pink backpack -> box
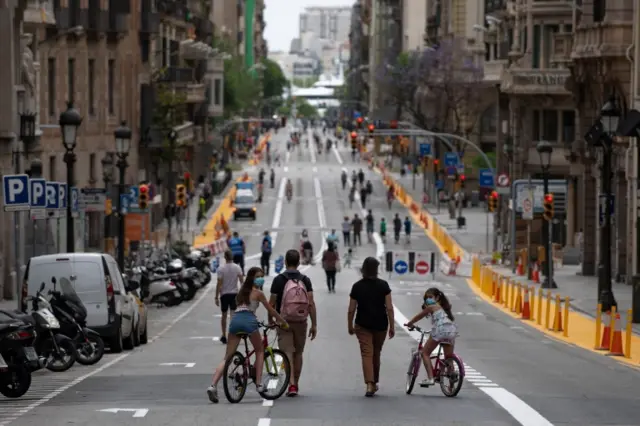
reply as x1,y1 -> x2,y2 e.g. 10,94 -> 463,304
281,278 -> 310,322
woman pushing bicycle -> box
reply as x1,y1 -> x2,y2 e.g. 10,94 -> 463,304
207,267 -> 288,403
404,287 -> 457,387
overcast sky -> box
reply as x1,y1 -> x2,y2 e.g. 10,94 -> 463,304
264,0 -> 353,52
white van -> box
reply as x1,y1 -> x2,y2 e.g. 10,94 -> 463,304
22,253 -> 137,353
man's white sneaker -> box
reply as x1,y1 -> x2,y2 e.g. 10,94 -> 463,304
207,385 -> 219,403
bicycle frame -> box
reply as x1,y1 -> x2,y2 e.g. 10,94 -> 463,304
238,326 -> 280,376
411,329 -> 465,379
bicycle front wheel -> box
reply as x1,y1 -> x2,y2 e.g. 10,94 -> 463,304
439,355 -> 464,397
258,348 -> 291,400
405,354 -> 419,395
223,352 -> 248,403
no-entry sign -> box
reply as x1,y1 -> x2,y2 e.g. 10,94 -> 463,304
416,260 -> 430,275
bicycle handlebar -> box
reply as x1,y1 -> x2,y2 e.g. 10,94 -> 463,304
258,321 -> 287,330
405,324 -> 430,335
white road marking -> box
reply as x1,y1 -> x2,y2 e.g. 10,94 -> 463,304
372,236 -> 554,426
257,419 -> 271,426
267,379 -> 278,389
284,166 -> 289,172
300,177 -> 328,273
313,166 -> 317,172
308,129 -> 317,164
97,408 -> 149,418
285,151 -> 290,164
262,399 -> 274,407
189,336 -> 220,341
332,145 -> 344,165
0,282 -> 216,426
159,362 -> 195,368
245,177 -> 287,261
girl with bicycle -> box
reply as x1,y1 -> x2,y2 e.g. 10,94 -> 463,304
405,287 -> 457,387
207,267 -> 288,403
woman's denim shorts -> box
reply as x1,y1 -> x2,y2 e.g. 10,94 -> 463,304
228,311 -> 259,335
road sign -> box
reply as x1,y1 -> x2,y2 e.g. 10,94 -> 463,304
513,180 -> 568,213
3,174 -> 30,212
58,183 -> 67,218
394,260 -> 408,274
496,173 -> 510,195
415,260 -> 430,275
444,152 -> 459,167
435,179 -> 444,190
479,169 -> 494,188
419,138 -> 431,156
29,178 -> 46,219
45,182 -> 59,217
71,187 -> 80,218
127,185 -> 147,213
120,194 -> 130,214
80,188 -> 107,212
210,256 -> 220,273
445,166 -> 457,176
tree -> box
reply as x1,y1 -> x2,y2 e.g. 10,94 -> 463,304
262,58 -> 288,101
378,39 -> 485,150
152,68 -> 188,164
223,56 -> 261,118
277,97 -> 318,118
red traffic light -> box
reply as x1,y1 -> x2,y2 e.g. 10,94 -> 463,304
490,191 -> 498,199
433,159 -> 439,165
545,194 -> 553,202
368,124 -> 375,131
356,117 -> 363,124
350,131 -> 357,138
184,172 -> 190,180
139,185 -> 148,194
390,120 -> 398,129
459,174 -> 465,181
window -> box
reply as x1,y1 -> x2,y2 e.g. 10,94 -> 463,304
89,153 -> 96,182
562,110 -> 575,143
49,155 -> 57,181
88,59 -> 95,116
108,59 -> 115,115
542,110 -> 559,141
593,0 -> 605,22
47,58 -> 56,117
300,15 -> 307,32
532,25 -> 540,68
214,78 -> 222,105
542,25 -> 559,68
67,58 -> 75,102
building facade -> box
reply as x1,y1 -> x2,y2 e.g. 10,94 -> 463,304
299,6 -> 352,43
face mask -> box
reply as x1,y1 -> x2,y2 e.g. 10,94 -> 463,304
424,297 -> 436,306
254,277 -> 265,289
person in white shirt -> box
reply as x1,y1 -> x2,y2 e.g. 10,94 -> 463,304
215,250 -> 244,344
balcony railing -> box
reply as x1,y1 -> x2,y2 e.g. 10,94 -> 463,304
107,12 -> 128,34
186,83 -> 206,103
551,32 -> 572,65
501,67 -> 570,95
140,11 -> 160,33
483,60 -> 507,82
157,67 -> 195,84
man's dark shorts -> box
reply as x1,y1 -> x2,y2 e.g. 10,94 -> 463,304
220,293 -> 237,313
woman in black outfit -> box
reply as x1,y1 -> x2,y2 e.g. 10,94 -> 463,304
347,257 -> 395,397
321,242 -> 340,293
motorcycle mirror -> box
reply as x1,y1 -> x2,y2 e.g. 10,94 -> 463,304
39,282 -> 45,292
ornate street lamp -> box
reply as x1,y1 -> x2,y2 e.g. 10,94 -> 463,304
536,140 -> 555,288
114,121 -> 132,270
59,102 -> 83,253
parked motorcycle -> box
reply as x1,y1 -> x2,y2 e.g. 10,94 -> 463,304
48,277 -> 105,366
133,266 -> 183,307
0,313 -> 45,397
1,282 -> 76,372
184,249 -> 212,286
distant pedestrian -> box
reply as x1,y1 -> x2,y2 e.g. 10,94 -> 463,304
348,257 -> 395,397
322,242 -> 340,293
352,214 -> 363,246
261,231 -> 272,275
342,216 -> 352,246
215,250 -> 244,345
228,231 -> 245,274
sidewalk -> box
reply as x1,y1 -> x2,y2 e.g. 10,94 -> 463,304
383,169 -> 640,334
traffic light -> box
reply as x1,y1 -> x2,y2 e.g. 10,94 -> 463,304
543,193 -> 554,221
368,124 -> 375,136
356,117 -> 363,129
488,191 -> 498,212
433,158 -> 439,173
350,131 -> 358,147
390,120 -> 398,129
184,172 -> 191,191
138,184 -> 149,209
176,184 -> 186,208
459,174 -> 466,189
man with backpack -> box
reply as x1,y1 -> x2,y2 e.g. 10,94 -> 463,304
269,249 -> 317,397
260,230 -> 272,275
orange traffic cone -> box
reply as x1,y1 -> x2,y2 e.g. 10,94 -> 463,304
597,311 -> 612,350
521,287 -> 531,320
517,257 -> 524,276
608,312 -> 624,356
532,263 -> 540,283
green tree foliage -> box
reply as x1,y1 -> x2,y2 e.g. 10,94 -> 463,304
152,68 -> 187,163
262,58 -> 288,101
291,77 -> 318,88
277,97 -> 318,118
223,56 -> 261,118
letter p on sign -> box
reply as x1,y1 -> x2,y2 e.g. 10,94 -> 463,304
2,174 -> 30,212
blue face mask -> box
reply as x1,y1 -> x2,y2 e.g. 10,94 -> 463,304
254,277 -> 265,289
424,297 -> 436,306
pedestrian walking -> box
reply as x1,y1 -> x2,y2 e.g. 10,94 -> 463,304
360,186 -> 368,209
261,231 -> 272,275
342,216 -> 352,246
347,257 -> 395,397
269,250 -> 318,397
228,231 -> 245,274
322,242 -> 340,293
214,250 -> 244,345
352,214 -> 363,246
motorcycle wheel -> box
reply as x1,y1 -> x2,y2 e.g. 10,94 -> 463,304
43,336 -> 77,372
0,366 -> 32,398
164,292 -> 182,307
183,280 -> 197,301
203,270 -> 212,285
75,333 -> 105,366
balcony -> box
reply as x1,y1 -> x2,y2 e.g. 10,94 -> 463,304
156,0 -> 189,20
483,60 -> 507,83
186,83 -> 206,103
140,11 -> 160,33
501,67 -> 570,95
87,6 -> 108,35
551,32 -> 572,66
530,0 -> 573,15
107,12 -> 128,38
484,0 -> 506,14
572,22 -> 633,60
157,67 -> 195,84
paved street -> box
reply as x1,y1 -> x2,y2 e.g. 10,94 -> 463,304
3,128 -> 640,426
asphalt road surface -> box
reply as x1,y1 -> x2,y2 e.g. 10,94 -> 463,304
4,127 -> 640,426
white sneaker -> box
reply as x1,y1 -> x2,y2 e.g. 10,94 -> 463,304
419,378 -> 435,387
207,385 -> 219,403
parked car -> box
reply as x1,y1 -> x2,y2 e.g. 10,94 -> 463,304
122,274 -> 148,345
22,253 -> 138,353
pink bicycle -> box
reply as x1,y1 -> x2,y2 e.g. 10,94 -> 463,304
405,325 -> 465,397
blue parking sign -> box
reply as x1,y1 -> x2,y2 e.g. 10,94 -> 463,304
419,143 -> 431,156
3,174 -> 30,211
71,187 -> 80,216
479,169 -> 494,188
444,152 -> 459,167
30,179 -> 46,208
58,183 -> 68,210
46,182 -> 59,209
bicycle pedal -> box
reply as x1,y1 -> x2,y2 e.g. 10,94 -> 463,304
419,383 -> 430,388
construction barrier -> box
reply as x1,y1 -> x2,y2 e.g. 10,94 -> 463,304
439,252 -> 458,276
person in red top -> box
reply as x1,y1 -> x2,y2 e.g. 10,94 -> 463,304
321,242 -> 340,293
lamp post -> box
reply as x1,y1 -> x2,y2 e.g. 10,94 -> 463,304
536,140 -> 556,289
597,94 -> 620,312
502,142 -> 513,260
59,102 -> 83,253
101,154 -> 114,252
114,121 -> 132,271
167,130 -> 178,247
